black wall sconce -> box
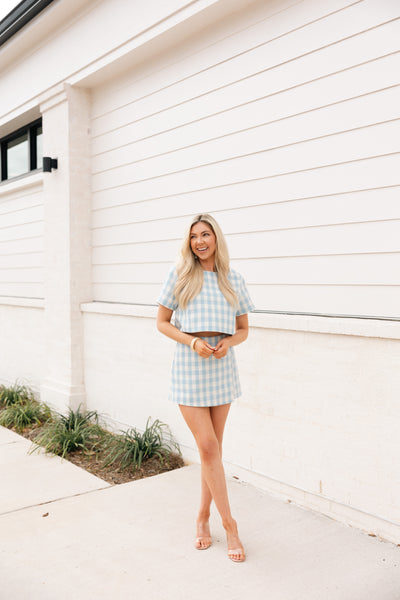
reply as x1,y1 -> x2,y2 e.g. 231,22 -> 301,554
43,156 -> 58,172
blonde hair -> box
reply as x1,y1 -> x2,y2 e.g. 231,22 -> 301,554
174,213 -> 238,309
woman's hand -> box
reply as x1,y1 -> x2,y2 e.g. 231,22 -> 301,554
213,338 -> 231,359
194,339 -> 216,358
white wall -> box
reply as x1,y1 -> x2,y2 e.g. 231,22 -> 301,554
90,0 -> 400,318
0,177 -> 44,299
0,302 -> 45,391
0,176 -> 45,391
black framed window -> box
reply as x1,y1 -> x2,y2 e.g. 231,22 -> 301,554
0,119 -> 42,182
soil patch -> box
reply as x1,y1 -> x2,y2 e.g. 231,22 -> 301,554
13,423 -> 185,485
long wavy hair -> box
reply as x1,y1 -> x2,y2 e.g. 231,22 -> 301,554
174,213 -> 238,309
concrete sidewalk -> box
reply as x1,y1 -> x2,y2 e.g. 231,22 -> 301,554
0,426 -> 399,600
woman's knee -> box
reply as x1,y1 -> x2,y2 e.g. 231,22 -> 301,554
197,435 -> 220,463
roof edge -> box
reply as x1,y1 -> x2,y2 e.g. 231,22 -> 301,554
0,0 -> 54,48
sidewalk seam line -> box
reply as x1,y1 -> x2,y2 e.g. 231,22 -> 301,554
0,483 -> 113,517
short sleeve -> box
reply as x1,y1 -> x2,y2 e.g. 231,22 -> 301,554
236,274 -> 255,316
157,267 -> 178,311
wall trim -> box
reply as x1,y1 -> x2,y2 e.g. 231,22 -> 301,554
0,297 -> 44,308
81,302 -> 157,319
249,311 -> 400,340
80,301 -> 400,340
0,171 -> 43,196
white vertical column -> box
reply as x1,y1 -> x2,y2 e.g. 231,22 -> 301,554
39,83 -> 91,412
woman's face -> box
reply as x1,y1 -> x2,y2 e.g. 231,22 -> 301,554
190,221 -> 216,265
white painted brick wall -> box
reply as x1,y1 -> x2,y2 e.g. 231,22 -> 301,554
0,305 -> 45,392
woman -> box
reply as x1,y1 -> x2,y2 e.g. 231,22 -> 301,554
156,214 -> 254,563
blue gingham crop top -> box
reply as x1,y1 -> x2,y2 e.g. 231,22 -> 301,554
157,267 -> 255,335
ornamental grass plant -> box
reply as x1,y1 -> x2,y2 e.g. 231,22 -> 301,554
30,406 -> 107,459
0,399 -> 51,432
0,382 -> 35,407
102,417 -> 181,472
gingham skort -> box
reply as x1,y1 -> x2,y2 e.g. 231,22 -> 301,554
169,335 -> 241,407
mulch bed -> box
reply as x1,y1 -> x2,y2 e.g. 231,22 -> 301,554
11,423 -> 185,486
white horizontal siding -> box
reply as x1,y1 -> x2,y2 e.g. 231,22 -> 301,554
91,160 -> 400,228
247,285 -> 400,317
92,213 -> 399,257
93,252 -> 399,285
93,186 -> 400,232
90,0 -> 400,318
0,182 -> 44,299
92,84 -> 400,175
91,0 -> 399,128
92,118 -> 400,193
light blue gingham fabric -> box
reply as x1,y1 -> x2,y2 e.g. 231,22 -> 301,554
169,335 -> 241,406
157,267 -> 254,335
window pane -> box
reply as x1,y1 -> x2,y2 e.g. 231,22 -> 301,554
7,133 -> 29,178
36,125 -> 43,168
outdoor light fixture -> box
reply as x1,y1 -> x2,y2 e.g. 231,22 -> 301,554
42,156 -> 58,172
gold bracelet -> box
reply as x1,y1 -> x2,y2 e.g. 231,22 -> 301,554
190,337 -> 200,351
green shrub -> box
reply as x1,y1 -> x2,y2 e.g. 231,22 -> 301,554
0,382 -> 35,407
102,417 -> 181,472
0,399 -> 51,432
30,406 -> 106,459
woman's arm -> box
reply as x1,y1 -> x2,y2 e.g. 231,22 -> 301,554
157,304 -> 195,346
156,305 -> 215,357
213,313 -> 249,359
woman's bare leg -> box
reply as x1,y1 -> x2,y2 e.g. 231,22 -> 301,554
196,404 -> 230,548
179,404 -> 245,561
